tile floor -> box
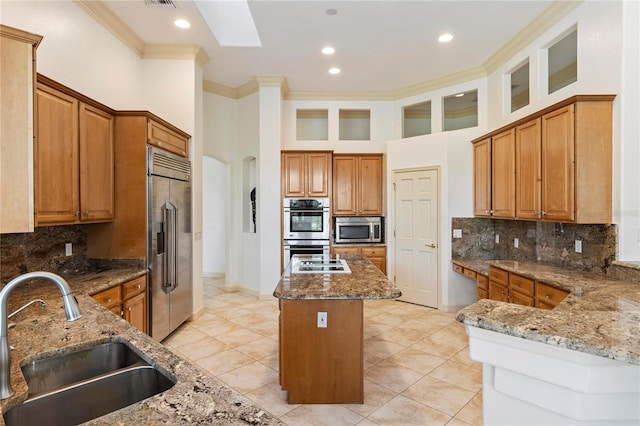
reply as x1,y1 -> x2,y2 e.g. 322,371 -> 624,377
163,278 -> 483,425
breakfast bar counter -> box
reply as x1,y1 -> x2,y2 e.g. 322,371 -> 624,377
274,254 -> 400,404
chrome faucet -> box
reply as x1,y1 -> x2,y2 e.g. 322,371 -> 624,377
0,272 -> 81,399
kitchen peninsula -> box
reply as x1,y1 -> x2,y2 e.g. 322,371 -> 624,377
273,254 -> 400,404
455,260 -> 640,425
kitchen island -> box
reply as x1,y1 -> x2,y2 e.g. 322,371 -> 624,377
455,260 -> 640,425
273,254 -> 400,404
0,268 -> 279,426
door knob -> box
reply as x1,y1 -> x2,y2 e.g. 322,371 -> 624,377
425,243 -> 437,248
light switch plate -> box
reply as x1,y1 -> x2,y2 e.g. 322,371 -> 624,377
453,229 -> 462,238
575,240 -> 582,253
514,238 -> 519,248
65,243 -> 72,257
495,234 -> 500,244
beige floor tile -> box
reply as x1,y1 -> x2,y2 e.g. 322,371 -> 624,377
367,395 -> 450,426
235,336 -> 278,360
195,348 -> 254,376
446,418 -> 473,426
364,320 -> 394,337
386,347 -> 446,375
370,311 -> 407,327
455,392 -> 483,426
375,326 -> 427,347
248,319 -> 280,339
365,359 -> 424,393
363,336 -> 406,358
162,324 -> 209,347
402,375 -> 475,416
176,336 -> 230,361
281,404 -> 364,425
245,380 -> 299,418
230,312 -> 273,328
191,314 -> 243,337
428,360 -> 483,392
410,328 -> 469,359
258,353 -> 279,371
343,380 -> 396,417
422,311 -> 457,327
356,419 -> 381,426
218,361 -> 279,394
450,346 -> 480,368
215,328 -> 264,348
363,352 -> 384,370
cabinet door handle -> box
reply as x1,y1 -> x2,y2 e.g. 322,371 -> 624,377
135,284 -> 141,289
425,243 -> 437,248
75,211 -> 80,217
105,298 -> 112,303
84,211 -> 89,216
127,307 -> 132,312
541,211 -> 546,216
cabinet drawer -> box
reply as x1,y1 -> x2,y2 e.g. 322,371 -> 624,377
477,274 -> 489,290
332,247 -> 360,255
122,275 -> 146,300
489,267 -> 508,285
509,273 -> 534,296
453,263 -> 464,274
148,120 -> 188,157
510,291 -> 534,307
488,281 -> 508,302
463,268 -> 477,280
536,282 -> 569,307
361,247 -> 385,257
477,288 -> 488,300
92,286 -> 121,309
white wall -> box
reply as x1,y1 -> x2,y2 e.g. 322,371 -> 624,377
0,1 -> 142,109
1,0 -> 205,314
202,156 -> 228,276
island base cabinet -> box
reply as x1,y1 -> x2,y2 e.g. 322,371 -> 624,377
279,299 -> 363,404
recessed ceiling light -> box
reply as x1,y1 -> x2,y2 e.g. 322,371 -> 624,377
326,8 -> 338,16
322,46 -> 335,55
438,33 -> 453,43
454,93 -> 465,97
174,19 -> 191,29
329,67 -> 341,75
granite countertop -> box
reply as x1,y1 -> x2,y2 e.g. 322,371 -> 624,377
0,268 -> 280,425
454,259 -> 640,366
274,254 -> 401,300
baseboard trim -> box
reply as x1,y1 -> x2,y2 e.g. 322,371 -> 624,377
203,271 -> 225,278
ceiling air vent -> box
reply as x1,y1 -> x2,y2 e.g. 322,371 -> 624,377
144,0 -> 176,8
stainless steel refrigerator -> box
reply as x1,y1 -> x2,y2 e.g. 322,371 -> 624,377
147,147 -> 192,341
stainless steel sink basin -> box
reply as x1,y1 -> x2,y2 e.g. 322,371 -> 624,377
21,342 -> 146,396
3,342 -> 175,426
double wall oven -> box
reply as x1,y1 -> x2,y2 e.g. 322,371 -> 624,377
283,198 -> 330,262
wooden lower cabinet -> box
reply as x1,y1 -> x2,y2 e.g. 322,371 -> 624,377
535,282 -> 569,309
279,299 -> 363,404
488,281 -> 509,302
477,274 -> 489,300
332,245 -> 386,274
92,274 -> 147,333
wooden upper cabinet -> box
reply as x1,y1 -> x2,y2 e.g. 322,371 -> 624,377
35,84 -> 80,225
1,25 -> 41,234
333,154 -> 383,216
491,129 -> 516,218
147,120 -> 188,158
282,151 -> 332,198
515,119 -> 542,219
35,78 -> 114,226
79,103 -> 114,222
472,95 -> 614,224
473,138 -> 491,217
541,105 -> 575,222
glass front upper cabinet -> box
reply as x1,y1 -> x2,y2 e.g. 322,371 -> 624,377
443,90 -> 478,131
402,101 -> 432,138
548,29 -> 577,94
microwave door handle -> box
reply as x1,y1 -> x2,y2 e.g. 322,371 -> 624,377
370,223 -> 374,240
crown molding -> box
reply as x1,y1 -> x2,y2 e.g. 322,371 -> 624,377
483,0 -> 583,74
203,79 -> 258,99
142,44 -> 210,66
0,24 -> 43,47
73,0 -> 144,56
285,90 -> 396,101
392,66 -> 487,100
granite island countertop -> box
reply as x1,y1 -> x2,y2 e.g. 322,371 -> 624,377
0,268 -> 280,425
454,259 -> 640,366
274,254 -> 401,300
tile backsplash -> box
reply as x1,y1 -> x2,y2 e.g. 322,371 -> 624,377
451,218 -> 617,273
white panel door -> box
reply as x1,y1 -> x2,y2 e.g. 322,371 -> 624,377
394,168 -> 439,307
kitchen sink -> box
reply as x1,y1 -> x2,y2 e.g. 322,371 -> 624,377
3,342 -> 175,426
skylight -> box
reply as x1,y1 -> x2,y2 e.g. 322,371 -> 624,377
194,0 -> 261,47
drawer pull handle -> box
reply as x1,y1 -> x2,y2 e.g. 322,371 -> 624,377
105,298 -> 111,303
545,294 -> 551,299
135,284 -> 141,289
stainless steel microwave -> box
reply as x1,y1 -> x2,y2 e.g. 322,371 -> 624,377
334,217 -> 383,243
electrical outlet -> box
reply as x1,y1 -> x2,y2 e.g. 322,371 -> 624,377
65,243 -> 72,257
317,312 -> 327,328
514,238 -> 519,248
575,240 -> 583,253
495,234 -> 500,244
453,229 -> 462,238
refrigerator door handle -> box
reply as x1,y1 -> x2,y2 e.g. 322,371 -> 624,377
163,202 -> 178,293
